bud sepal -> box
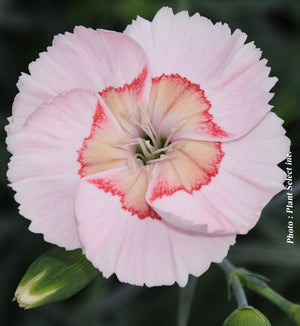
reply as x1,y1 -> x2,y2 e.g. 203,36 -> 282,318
14,246 -> 99,309
223,306 -> 271,326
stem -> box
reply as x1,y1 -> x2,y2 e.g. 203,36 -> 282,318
242,277 -> 295,316
218,259 -> 300,325
219,258 -> 235,274
219,259 -> 248,308
177,276 -> 198,326
231,276 -> 248,308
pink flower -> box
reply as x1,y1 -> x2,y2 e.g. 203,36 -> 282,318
6,7 -> 290,287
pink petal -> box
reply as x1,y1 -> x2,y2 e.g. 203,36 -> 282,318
147,140 -> 224,208
148,74 -> 228,141
84,166 -> 159,220
146,112 -> 290,235
75,170 -> 235,286
125,7 -> 277,140
11,176 -> 80,249
7,27 -> 149,135
7,89 -> 130,249
99,66 -> 150,137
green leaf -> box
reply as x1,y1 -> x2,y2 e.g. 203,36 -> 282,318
14,246 -> 99,309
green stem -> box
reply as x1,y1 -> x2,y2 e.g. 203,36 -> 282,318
219,258 -> 235,273
218,259 -> 300,325
220,259 -> 248,308
231,276 -> 248,308
241,275 -> 296,321
177,276 -> 198,326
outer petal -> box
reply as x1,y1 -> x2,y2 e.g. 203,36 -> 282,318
75,170 -> 235,287
11,176 -> 80,249
146,112 -> 290,235
7,27 -> 150,135
7,89 -> 130,249
125,7 -> 277,140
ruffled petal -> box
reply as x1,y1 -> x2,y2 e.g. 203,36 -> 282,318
146,112 -> 290,235
75,170 -> 235,286
7,27 -> 150,135
147,74 -> 228,142
125,7 -> 277,140
81,166 -> 159,220
7,89 -> 131,249
11,176 -> 80,249
99,66 -> 150,137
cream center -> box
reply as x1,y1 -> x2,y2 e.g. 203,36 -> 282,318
120,107 -> 184,166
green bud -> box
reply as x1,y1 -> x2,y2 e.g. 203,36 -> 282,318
14,246 -> 99,309
223,307 -> 271,326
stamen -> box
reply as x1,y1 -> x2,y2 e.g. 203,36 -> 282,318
148,122 -> 158,139
151,141 -> 185,156
145,124 -> 159,147
167,142 -> 185,152
119,108 -> 180,166
140,107 -> 159,148
137,138 -> 152,160
152,147 -> 168,155
127,139 -> 140,147
122,109 -> 159,148
147,154 -> 178,165
144,140 -> 156,153
135,153 -> 146,161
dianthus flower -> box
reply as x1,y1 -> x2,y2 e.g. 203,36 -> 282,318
6,7 -> 290,286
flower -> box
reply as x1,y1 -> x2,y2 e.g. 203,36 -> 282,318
6,7 -> 290,287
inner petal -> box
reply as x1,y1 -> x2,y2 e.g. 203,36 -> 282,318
100,66 -> 150,137
148,74 -> 229,142
78,99 -> 132,177
147,139 -> 224,204
86,166 -> 160,220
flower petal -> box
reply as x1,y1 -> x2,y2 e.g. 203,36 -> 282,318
125,7 -> 277,140
146,112 -> 290,235
7,88 -> 130,249
11,176 -> 80,249
148,74 -> 228,141
83,166 -> 159,220
99,66 -> 150,137
7,27 -> 149,135
75,170 -> 235,286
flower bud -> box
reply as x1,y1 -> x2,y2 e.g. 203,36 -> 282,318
223,306 -> 271,326
14,246 -> 98,309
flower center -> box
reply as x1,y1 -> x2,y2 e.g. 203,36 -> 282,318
78,73 -> 227,179
120,107 -> 184,166
134,133 -> 168,165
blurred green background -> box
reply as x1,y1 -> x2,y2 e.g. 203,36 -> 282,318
1,0 -> 299,325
